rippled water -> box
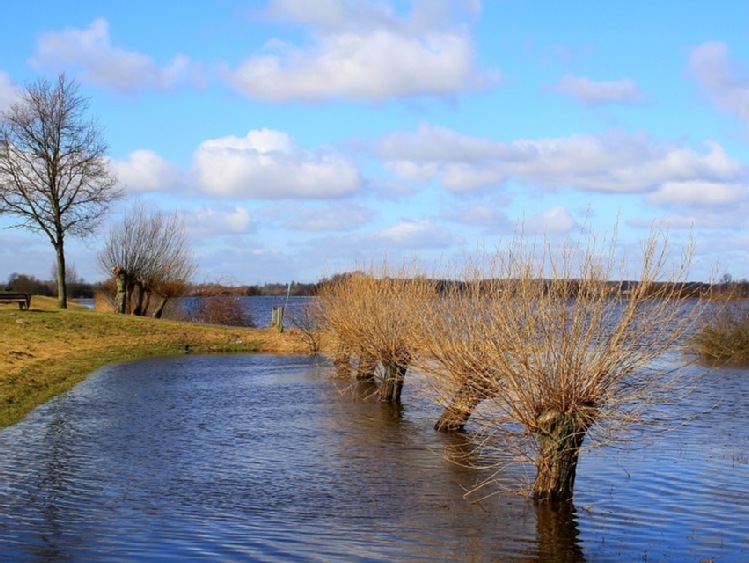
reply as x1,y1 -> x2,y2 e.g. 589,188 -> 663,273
1,354 -> 748,561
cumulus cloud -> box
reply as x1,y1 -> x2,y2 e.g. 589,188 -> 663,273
194,128 -> 362,199
260,201 -> 374,230
262,0 -> 482,34
689,41 -> 749,130
441,202 -> 577,237
30,18 -> 195,93
374,124 -> 747,194
553,74 -> 643,105
440,199 -> 512,230
186,205 -> 254,235
372,219 -> 458,248
646,181 -> 748,207
112,150 -> 182,193
225,0 -> 494,101
525,206 -> 578,234
0,70 -> 19,111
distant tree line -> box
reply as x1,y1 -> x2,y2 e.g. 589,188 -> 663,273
3,270 -> 96,299
4,272 -> 739,302
193,281 -> 319,297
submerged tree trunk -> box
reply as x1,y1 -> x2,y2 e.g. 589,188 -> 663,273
532,409 -> 594,501
379,358 -> 408,403
435,380 -> 489,432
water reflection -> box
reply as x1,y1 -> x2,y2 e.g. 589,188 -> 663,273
0,354 -> 747,561
533,503 -> 584,563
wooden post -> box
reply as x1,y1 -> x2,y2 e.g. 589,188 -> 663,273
271,306 -> 285,332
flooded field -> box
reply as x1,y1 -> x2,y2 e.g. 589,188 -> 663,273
0,354 -> 747,561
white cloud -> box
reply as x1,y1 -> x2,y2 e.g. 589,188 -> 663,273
440,199 -> 512,229
224,30 -> 491,101
262,0 -> 482,34
187,205 -> 254,236
112,150 -> 182,193
441,203 -> 507,227
30,18 -> 194,93
0,70 -> 19,111
525,206 -> 578,234
689,41 -> 749,130
629,210 -> 747,230
646,181 -> 748,206
225,0 -> 493,101
260,201 -> 374,230
194,128 -> 362,199
375,124 -> 747,194
372,219 -> 458,248
553,74 -> 643,105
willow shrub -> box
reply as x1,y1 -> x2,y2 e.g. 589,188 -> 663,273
687,301 -> 749,364
316,262 -> 434,402
414,227 -> 705,501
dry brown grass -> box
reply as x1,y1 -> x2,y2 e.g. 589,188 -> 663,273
0,295 -> 329,427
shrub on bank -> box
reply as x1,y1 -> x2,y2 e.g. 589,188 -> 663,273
688,301 -> 749,364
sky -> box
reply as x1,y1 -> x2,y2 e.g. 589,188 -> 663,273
1,0 -> 748,286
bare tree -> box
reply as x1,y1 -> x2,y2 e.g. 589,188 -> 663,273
415,227 -> 705,501
98,202 -> 195,316
0,73 -> 120,308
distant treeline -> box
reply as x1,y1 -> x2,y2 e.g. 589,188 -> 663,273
6,271 -> 749,300
185,276 -> 743,299
3,272 -> 95,299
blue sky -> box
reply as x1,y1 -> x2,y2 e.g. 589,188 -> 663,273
1,0 -> 748,285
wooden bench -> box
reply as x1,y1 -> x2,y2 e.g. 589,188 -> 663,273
0,292 -> 31,309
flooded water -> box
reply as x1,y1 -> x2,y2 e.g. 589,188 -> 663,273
175,295 -> 313,328
1,354 -> 748,561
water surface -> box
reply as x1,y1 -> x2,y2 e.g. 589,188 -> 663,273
0,354 -> 747,561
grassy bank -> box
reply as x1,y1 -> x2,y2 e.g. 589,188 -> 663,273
0,296 -> 325,428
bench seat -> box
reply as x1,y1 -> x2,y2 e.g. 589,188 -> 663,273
0,293 -> 32,310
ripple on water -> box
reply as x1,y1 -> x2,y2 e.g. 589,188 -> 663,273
1,354 -> 748,561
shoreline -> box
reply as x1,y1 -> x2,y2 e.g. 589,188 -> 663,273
0,296 -> 327,428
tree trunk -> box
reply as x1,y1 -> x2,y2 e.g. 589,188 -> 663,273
132,281 -> 147,316
126,283 -> 135,314
434,381 -> 487,432
112,266 -> 128,314
379,359 -> 407,403
141,287 -> 152,315
54,242 -> 67,309
152,296 -> 169,319
532,410 -> 591,501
